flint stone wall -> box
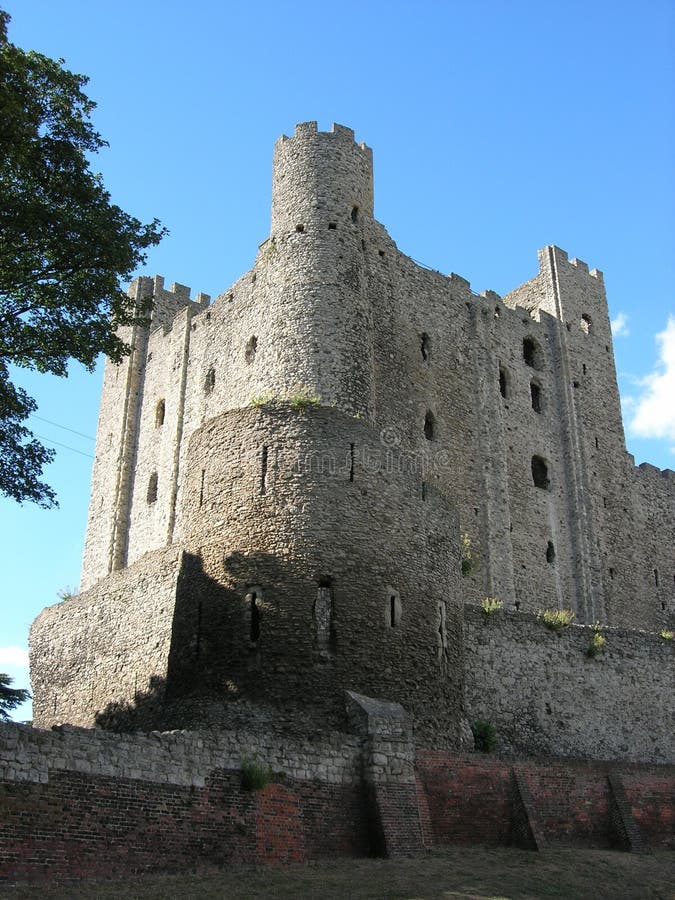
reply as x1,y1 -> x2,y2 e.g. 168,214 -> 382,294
464,604 -> 675,763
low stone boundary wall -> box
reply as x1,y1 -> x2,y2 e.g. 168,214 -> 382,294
0,721 -> 362,787
1,716 -> 674,883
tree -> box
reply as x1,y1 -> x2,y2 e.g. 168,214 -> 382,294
0,672 -> 30,720
0,10 -> 167,506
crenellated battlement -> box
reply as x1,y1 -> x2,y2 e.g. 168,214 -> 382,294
271,121 -> 374,235
636,461 -> 675,482
448,272 -> 471,292
539,246 -> 604,281
276,121 -> 371,154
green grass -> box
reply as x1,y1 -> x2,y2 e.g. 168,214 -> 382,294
5,848 -> 675,899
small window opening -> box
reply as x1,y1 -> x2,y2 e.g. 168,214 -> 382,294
494,306 -> 501,318
351,205 -> 359,223
595,436 -> 599,449
251,272 -> 257,283
499,366 -> 508,399
260,446 -> 268,495
662,601 -> 667,611
523,336 -> 542,370
313,580 -> 335,652
245,334 -> 257,364
609,567 -> 615,580
387,590 -> 401,628
206,310 -> 211,320
573,380 -> 580,389
155,399 -> 165,427
437,601 -> 447,658
249,589 -> 261,643
147,472 -> 158,504
603,496 -> 607,508
295,223 -> 305,233
199,469 -> 206,506
421,332 -> 431,362
378,249 -> 385,257
531,455 -> 550,490
515,601 -> 521,610
421,481 -> 427,502
424,410 -> 435,441
349,443 -> 355,482
328,222 -> 337,230
654,568 -> 659,587
546,541 -> 556,564
580,313 -> 592,334
204,367 -> 216,394
530,381 -> 541,413
582,363 -> 587,375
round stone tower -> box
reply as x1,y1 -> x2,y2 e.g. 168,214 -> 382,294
261,122 -> 376,418
270,121 -> 374,234
162,404 -> 464,746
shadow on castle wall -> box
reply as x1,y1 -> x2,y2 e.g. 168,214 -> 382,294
95,675 -> 168,731
94,550 -> 357,734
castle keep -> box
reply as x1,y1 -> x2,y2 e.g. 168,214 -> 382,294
29,123 -> 674,760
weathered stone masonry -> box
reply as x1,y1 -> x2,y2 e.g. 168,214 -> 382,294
29,123 -> 674,760
1,715 -> 673,883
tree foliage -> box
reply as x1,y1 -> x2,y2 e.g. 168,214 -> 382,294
0,10 -> 166,506
0,672 -> 30,720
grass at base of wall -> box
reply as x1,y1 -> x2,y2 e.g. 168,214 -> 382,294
6,848 -> 674,899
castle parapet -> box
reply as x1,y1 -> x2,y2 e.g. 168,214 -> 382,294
271,121 -> 374,236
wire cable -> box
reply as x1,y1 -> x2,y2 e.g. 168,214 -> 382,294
30,414 -> 94,441
33,433 -> 94,459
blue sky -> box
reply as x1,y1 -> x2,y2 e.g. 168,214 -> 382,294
1,0 -> 674,719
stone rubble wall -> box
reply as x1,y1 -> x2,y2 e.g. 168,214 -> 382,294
463,604 -> 675,763
0,721 -> 363,787
29,547 -> 182,728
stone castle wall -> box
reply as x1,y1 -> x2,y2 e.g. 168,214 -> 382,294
2,719 -> 673,883
31,547 -> 182,728
31,122 -> 674,756
464,605 -> 675,763
77,122 -> 673,632
33,405 -> 466,746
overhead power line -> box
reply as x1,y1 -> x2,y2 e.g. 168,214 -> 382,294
33,433 -> 94,459
30,414 -> 95,441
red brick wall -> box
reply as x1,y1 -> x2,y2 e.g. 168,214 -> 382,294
416,751 -> 514,846
416,751 -> 675,850
2,754 -> 673,883
0,769 -> 369,883
622,770 -> 675,849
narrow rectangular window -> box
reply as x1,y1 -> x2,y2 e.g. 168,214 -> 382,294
260,446 -> 268,494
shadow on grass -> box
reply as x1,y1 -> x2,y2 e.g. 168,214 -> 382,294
5,848 -> 675,900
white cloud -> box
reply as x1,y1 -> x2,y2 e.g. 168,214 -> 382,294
629,316 -> 675,450
611,311 -> 629,337
0,646 -> 29,668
